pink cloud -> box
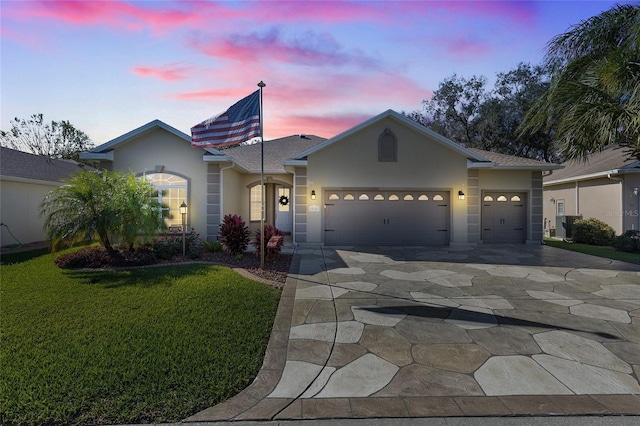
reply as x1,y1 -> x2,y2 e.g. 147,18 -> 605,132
268,113 -> 371,139
189,28 -> 379,69
398,1 -> 537,25
131,63 -> 191,81
433,36 -> 493,59
8,0 -> 220,35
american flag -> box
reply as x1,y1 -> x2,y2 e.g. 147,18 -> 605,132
191,90 -> 260,148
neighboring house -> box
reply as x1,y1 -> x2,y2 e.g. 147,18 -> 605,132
81,110 -> 562,246
0,147 -> 89,246
543,146 -> 640,236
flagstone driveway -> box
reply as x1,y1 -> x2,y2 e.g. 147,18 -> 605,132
186,244 -> 640,422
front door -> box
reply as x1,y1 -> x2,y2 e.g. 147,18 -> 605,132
275,186 -> 292,233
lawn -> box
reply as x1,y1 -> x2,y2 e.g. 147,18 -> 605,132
544,238 -> 640,265
0,249 -> 281,425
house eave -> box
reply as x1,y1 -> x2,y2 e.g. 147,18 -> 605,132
544,168 -> 640,186
0,175 -> 66,186
283,160 -> 308,167
79,151 -> 114,161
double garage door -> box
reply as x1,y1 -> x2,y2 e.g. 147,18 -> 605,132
324,190 -> 449,246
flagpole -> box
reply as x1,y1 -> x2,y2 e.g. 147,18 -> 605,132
258,81 -> 266,270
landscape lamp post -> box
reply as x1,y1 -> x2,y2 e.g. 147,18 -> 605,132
180,201 -> 188,257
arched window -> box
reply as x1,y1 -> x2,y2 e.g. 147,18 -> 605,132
143,173 -> 188,229
378,128 -> 397,162
483,195 -> 494,201
359,194 -> 370,200
249,184 -> 264,221
433,194 -> 444,201
329,193 -> 340,200
404,195 -> 414,201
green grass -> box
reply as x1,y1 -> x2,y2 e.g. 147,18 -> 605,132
544,238 -> 640,265
0,249 -> 281,425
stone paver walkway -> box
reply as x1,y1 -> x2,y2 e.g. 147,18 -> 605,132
186,244 -> 640,422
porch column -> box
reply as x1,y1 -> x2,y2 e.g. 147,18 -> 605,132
531,171 -> 543,242
467,169 -> 479,243
294,167 -> 308,243
206,163 -> 221,241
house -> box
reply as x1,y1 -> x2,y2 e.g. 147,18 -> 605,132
81,110 -> 562,246
543,146 -> 640,236
0,147 -> 90,246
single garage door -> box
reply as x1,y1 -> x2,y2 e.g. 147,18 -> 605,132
324,190 -> 449,246
482,192 -> 527,243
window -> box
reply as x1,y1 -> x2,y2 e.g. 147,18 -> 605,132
497,195 -> 508,202
404,195 -> 414,201
389,194 -> 399,201
378,128 -> 397,162
329,193 -> 339,200
359,194 -> 370,200
143,173 -> 188,229
250,184 -> 263,221
483,195 -> 494,202
418,195 -> 429,201
433,194 -> 444,201
344,194 -> 355,200
510,195 -> 521,202
557,200 -> 565,216
374,194 -> 385,200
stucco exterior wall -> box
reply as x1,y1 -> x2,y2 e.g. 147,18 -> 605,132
305,116 -> 469,244
623,174 -> 640,232
108,128 -> 209,237
0,178 -> 61,246
544,178 -> 628,236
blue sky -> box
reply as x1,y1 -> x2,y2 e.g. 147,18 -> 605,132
0,1 -> 628,145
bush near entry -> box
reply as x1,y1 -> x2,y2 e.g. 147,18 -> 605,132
571,218 -> 615,246
613,230 -> 640,253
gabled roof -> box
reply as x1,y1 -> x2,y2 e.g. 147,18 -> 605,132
223,134 -> 326,173
80,119 -> 224,161
544,145 -> 640,185
291,109 -> 562,170
0,146 -> 89,183
293,109 -> 486,162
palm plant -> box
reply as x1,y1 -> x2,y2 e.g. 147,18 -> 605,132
519,4 -> 640,161
40,169 -> 164,254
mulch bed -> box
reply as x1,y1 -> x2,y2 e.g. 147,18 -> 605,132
53,246 -> 293,285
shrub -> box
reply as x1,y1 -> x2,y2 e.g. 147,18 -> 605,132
571,218 -> 616,246
613,230 -> 640,253
55,246 -> 157,268
154,229 -> 203,259
253,225 -> 284,260
202,240 -> 222,252
219,214 -> 250,256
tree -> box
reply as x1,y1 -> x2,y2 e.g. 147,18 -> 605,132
40,170 -> 164,254
481,63 -> 559,162
519,4 -> 640,161
408,63 -> 558,161
422,74 -> 488,148
1,114 -> 94,161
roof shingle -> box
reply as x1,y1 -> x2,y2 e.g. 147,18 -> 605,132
223,134 -> 326,172
1,147 -> 88,182
544,146 -> 639,182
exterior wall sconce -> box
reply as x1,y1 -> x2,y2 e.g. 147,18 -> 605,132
458,190 -> 465,200
634,188 -> 639,196
180,201 -> 188,256
311,190 -> 316,200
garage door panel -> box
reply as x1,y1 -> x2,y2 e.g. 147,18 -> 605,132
482,192 -> 527,243
324,190 -> 449,246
